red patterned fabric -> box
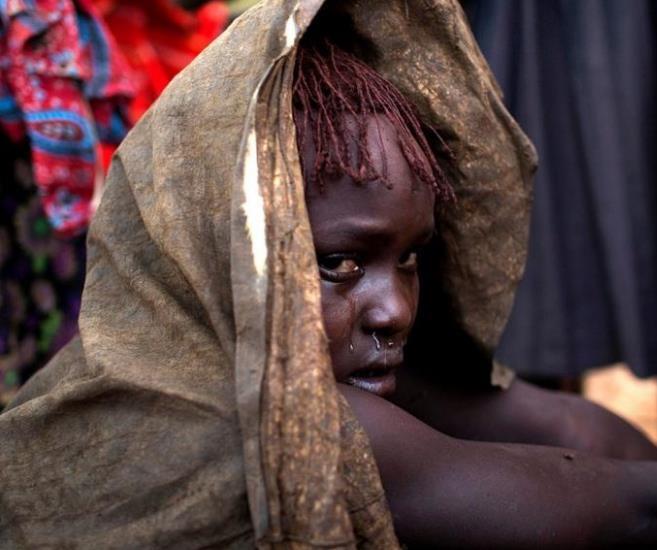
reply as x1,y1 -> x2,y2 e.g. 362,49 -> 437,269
0,0 -> 134,237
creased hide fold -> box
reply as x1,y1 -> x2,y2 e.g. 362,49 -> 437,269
0,0 -> 534,548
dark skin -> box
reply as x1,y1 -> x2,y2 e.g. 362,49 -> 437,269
304,116 -> 434,398
394,369 -> 657,461
305,115 -> 657,546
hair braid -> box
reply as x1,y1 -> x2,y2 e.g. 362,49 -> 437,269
293,39 -> 454,203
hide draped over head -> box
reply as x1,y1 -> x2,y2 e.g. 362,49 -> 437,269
0,0 -> 535,547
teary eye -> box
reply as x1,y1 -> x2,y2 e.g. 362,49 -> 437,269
318,254 -> 363,283
399,251 -> 418,271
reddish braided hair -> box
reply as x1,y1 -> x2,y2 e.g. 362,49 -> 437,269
293,39 -> 454,202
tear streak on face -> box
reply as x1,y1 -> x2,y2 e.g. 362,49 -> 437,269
304,115 -> 436,397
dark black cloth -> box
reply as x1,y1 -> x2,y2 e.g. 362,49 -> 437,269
463,0 -> 657,377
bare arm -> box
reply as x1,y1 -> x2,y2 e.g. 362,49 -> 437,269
341,384 -> 657,547
393,369 -> 657,460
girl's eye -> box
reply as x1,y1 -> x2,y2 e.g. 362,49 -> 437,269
399,251 -> 418,271
318,254 -> 363,282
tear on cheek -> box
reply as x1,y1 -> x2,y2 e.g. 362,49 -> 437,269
319,290 -> 357,350
322,283 -> 358,345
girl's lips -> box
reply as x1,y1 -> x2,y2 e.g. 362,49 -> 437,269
346,363 -> 400,397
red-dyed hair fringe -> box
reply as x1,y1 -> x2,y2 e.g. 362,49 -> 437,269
292,39 -> 454,203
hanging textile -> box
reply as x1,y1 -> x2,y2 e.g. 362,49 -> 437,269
464,0 -> 657,377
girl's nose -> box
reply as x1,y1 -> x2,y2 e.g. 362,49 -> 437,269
360,274 -> 414,337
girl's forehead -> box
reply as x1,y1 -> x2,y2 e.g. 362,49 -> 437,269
305,170 -> 435,221
302,115 -> 427,201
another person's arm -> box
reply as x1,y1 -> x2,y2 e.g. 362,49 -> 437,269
393,369 -> 657,460
341,384 -> 657,547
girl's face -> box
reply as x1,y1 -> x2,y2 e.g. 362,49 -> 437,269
304,116 -> 436,397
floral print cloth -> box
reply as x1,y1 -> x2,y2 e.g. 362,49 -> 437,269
0,0 -> 134,405
1,140 -> 87,405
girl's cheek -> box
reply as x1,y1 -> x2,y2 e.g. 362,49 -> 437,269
320,285 -> 354,345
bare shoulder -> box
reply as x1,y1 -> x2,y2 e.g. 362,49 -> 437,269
338,383 -> 657,547
339,383 -> 446,449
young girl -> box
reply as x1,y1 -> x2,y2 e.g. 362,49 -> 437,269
295,35 -> 657,546
0,0 -> 655,547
